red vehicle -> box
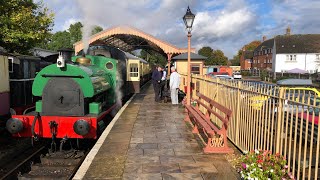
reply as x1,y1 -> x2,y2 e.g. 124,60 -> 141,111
297,109 -> 319,125
296,108 -> 318,144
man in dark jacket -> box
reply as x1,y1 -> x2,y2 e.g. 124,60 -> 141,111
152,66 -> 162,102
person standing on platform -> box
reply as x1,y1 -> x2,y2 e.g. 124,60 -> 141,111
152,65 -> 162,102
169,67 -> 180,105
159,67 -> 167,100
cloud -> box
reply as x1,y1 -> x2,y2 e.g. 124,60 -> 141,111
257,0 -> 320,40
62,18 -> 81,31
42,0 -> 320,58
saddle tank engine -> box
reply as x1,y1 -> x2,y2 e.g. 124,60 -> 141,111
6,49 -> 119,139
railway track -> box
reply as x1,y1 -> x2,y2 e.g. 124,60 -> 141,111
0,144 -> 46,180
0,141 -> 89,180
18,149 -> 87,180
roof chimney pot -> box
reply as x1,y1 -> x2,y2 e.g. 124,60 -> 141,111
263,36 -> 267,41
286,26 -> 291,36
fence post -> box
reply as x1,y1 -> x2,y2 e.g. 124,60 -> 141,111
235,81 -> 242,144
191,74 -> 193,100
215,78 -> 219,100
275,87 -> 285,153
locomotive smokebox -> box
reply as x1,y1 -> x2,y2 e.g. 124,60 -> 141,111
73,119 -> 90,136
58,48 -> 74,63
6,118 -> 23,134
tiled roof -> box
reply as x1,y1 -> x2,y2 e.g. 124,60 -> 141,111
172,52 -> 207,60
254,39 -> 274,52
275,34 -> 320,53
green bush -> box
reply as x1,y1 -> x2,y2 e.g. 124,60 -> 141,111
241,71 -> 252,76
260,70 -> 268,81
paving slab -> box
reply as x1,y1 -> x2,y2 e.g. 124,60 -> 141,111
77,83 -> 241,180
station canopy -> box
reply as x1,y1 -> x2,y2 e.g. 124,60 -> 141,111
74,26 -> 195,58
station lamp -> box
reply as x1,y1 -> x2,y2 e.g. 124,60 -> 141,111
183,6 -> 195,106
183,6 -> 195,34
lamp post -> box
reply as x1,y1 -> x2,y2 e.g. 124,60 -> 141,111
183,6 -> 195,106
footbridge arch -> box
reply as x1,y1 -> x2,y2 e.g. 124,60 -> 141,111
74,26 -> 195,71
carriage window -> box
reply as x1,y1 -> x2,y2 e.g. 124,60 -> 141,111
130,63 -> 139,77
24,61 -> 29,78
30,61 -> 36,78
8,57 -> 13,73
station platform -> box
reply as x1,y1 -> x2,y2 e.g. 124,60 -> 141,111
74,83 -> 240,180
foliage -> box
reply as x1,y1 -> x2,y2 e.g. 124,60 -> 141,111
241,71 -> 252,76
198,46 -> 213,58
47,31 -> 72,51
232,40 -> 261,64
68,22 -> 103,44
0,0 -> 54,53
238,40 -> 261,56
198,46 -> 228,66
230,55 -> 240,66
139,49 -> 167,66
232,150 -> 294,180
212,50 -> 228,65
91,26 -> 103,35
260,70 -> 269,81
69,22 -> 83,45
43,22 -> 103,51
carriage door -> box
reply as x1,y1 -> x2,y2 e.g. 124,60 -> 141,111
127,60 -> 140,93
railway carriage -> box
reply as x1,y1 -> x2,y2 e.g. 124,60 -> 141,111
9,55 -> 42,115
0,47 -> 10,124
126,52 -> 151,93
6,45 -> 151,141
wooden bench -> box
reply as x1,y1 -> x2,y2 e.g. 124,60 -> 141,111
184,92 -> 234,153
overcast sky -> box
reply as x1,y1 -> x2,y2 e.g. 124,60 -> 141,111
41,0 -> 320,58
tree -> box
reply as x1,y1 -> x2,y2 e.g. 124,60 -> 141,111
139,49 -> 166,66
212,50 -> 228,65
238,40 -> 261,56
47,31 -> 72,51
198,46 -> 213,58
198,46 -> 228,65
91,26 -> 103,35
69,23 -> 103,45
69,22 -> 83,45
43,22 -> 103,51
198,46 -> 214,65
232,40 -> 261,64
230,55 -> 240,66
0,0 -> 54,53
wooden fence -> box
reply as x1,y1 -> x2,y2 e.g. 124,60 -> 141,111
180,74 -> 320,180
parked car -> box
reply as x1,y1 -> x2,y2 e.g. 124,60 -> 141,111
233,72 -> 242,79
208,73 -> 234,80
248,79 -> 320,111
274,94 -> 320,113
214,74 -> 234,79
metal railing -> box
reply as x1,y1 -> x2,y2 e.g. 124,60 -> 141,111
180,74 -> 320,180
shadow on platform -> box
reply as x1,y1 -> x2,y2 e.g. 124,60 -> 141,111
81,82 -> 241,180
